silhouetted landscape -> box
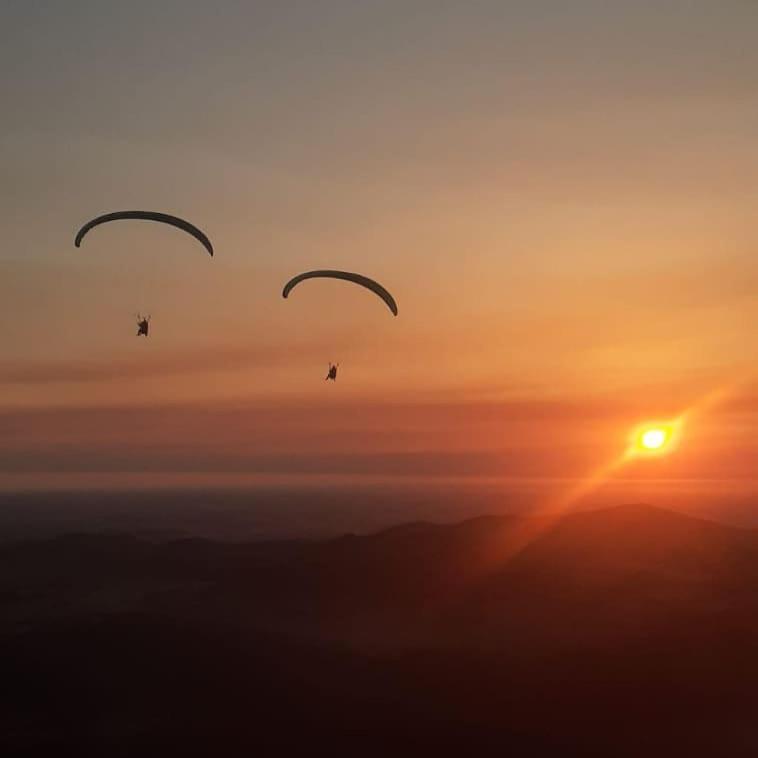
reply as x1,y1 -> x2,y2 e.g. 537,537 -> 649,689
3,502 -> 757,756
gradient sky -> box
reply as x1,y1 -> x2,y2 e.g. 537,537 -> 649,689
1,1 -> 756,496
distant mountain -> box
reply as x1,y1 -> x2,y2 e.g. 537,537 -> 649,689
2,504 -> 757,756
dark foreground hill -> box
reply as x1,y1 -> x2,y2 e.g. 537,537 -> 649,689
2,504 -> 757,756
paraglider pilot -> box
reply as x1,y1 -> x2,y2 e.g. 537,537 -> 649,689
325,362 -> 338,381
136,314 -> 150,337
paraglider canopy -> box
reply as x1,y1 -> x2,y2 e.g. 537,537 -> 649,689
75,211 -> 214,257
282,270 -> 398,316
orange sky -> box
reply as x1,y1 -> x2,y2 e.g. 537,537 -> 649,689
0,2 -> 756,499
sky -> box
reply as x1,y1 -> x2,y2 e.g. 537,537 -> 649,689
0,1 -> 756,500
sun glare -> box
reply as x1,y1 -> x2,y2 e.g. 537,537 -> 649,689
628,420 -> 682,458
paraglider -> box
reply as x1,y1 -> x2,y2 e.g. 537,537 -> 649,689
136,314 -> 150,337
283,270 -> 397,383
282,270 -> 398,316
75,211 -> 213,338
74,211 -> 214,257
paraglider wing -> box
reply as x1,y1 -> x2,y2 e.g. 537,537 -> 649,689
74,211 -> 214,257
282,270 -> 398,316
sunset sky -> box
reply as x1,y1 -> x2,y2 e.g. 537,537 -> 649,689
1,2 -> 755,499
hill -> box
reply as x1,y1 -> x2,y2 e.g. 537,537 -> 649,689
2,504 -> 757,755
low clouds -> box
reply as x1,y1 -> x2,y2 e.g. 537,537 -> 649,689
0,388 -> 754,481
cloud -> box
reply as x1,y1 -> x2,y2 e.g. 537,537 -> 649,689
0,385 -> 754,480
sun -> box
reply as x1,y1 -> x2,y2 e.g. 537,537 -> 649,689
627,420 -> 682,458
641,428 -> 667,450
